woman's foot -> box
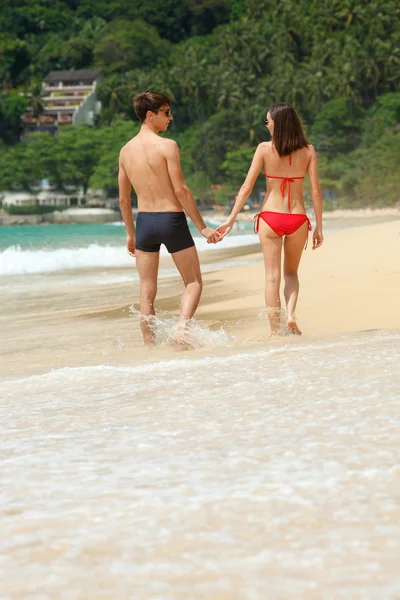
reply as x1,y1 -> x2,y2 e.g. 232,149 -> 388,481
287,319 -> 302,335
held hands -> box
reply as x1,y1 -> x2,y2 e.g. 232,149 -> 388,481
201,226 -> 223,244
216,218 -> 235,239
312,228 -> 323,250
127,234 -> 136,257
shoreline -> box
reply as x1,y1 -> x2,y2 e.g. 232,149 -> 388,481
0,206 -> 399,227
2,219 -> 400,379
231,205 -> 400,223
0,207 -> 121,226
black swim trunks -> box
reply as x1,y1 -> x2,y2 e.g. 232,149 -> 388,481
135,211 -> 195,254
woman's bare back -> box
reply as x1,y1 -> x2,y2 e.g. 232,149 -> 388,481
261,142 -> 312,214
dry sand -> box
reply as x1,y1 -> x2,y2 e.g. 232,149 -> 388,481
195,219 -> 400,337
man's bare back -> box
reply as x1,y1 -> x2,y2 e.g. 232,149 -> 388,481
120,133 -> 182,213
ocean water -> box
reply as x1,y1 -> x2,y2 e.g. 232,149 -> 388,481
1,213 -> 396,277
0,221 -> 257,276
2,331 -> 400,598
1,217 -> 400,598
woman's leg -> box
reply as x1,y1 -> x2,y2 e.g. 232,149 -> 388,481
258,220 -> 283,335
283,222 -> 308,334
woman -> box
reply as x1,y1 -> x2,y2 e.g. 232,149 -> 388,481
217,102 -> 323,335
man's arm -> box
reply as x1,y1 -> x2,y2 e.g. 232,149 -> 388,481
118,152 -> 135,256
164,141 -> 220,242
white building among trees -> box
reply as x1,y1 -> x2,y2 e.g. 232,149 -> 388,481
22,70 -> 102,136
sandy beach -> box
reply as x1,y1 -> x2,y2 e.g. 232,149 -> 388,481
197,217 -> 400,337
2,213 -> 400,599
2,215 -> 399,378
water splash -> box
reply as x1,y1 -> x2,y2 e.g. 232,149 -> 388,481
258,307 -> 303,336
129,306 -> 236,348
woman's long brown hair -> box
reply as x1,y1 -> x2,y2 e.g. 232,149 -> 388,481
269,103 -> 309,157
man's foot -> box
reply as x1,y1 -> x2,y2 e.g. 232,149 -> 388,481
140,315 -> 156,345
268,331 -> 280,340
266,307 -> 281,336
287,320 -> 302,335
172,322 -> 199,349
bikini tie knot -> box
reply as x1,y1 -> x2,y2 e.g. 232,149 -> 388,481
280,177 -> 295,198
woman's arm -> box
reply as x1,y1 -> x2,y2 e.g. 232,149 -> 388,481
217,144 -> 264,236
307,145 -> 324,249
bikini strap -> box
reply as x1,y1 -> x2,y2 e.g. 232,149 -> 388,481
254,213 -> 260,234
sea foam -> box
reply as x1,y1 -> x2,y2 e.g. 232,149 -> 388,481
0,235 -> 258,276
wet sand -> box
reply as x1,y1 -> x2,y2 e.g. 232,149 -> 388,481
2,214 -> 400,599
2,218 -> 399,378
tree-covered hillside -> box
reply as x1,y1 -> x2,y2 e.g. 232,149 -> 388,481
1,0 -> 399,206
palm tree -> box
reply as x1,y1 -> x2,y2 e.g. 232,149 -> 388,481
26,82 -> 44,119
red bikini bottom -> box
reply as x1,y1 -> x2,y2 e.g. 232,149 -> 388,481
254,211 -> 312,237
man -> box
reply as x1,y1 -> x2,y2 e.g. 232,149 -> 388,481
118,90 -> 221,345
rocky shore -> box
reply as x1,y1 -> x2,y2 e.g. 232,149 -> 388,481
0,208 -> 121,226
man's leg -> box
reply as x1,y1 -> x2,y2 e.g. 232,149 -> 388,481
170,246 -> 202,342
283,222 -> 308,334
258,222 -> 283,335
135,250 -> 160,345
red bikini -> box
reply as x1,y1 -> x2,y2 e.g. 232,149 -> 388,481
254,154 -> 311,241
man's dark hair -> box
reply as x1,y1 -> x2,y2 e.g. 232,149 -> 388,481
268,103 -> 309,157
133,90 -> 171,123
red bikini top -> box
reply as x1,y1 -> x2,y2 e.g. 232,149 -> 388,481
264,154 -> 304,212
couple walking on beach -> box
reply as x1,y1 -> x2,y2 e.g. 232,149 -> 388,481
118,91 -> 323,345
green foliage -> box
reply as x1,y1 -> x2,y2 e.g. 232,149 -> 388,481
354,129 -> 400,205
213,182 -> 237,206
0,35 -> 30,86
310,98 -> 366,157
0,92 -> 28,144
93,19 -> 171,73
318,128 -> 400,208
74,0 -> 230,42
0,126 -> 103,194
361,93 -> 400,146
0,0 -> 399,207
222,147 -> 259,185
57,126 -> 102,193
0,137 -> 43,191
90,120 -> 140,194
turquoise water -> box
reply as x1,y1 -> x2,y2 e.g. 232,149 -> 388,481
2,214 -> 398,252
0,223 -> 128,250
2,216 -> 397,277
0,220 -> 254,251
0,221 -> 258,276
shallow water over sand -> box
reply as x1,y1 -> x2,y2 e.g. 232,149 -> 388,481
2,331 -> 400,599
1,219 -> 400,598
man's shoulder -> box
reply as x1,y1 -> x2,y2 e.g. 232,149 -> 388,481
160,137 -> 179,150
158,137 -> 179,158
119,136 -> 137,155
